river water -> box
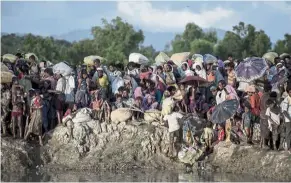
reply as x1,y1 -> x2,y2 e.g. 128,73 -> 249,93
1,169 -> 273,182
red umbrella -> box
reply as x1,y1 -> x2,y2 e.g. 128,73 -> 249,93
179,76 -> 208,86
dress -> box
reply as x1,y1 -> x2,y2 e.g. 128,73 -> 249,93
27,97 -> 42,136
75,78 -> 89,108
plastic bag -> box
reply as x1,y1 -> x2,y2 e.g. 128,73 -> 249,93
53,62 -> 73,76
129,53 -> 149,65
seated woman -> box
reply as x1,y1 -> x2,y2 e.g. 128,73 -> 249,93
142,94 -> 159,111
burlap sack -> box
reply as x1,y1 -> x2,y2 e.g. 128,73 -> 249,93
144,109 -> 161,123
110,108 -> 132,124
1,71 -> 13,84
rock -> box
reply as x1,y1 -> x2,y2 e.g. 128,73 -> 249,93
2,120 -> 290,181
208,141 -> 291,181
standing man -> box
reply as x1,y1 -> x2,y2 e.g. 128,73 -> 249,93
281,83 -> 291,153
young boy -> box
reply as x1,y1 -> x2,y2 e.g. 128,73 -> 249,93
242,104 -> 253,144
266,99 -> 281,151
163,106 -> 183,158
202,121 -> 214,150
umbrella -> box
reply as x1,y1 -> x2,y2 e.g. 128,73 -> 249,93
271,69 -> 287,85
203,54 -> 217,64
179,76 -> 208,85
234,57 -> 268,82
211,99 -> 239,124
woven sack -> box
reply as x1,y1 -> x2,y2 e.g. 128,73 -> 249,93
110,108 -> 132,124
144,109 -> 161,123
1,71 -> 13,84
84,55 -> 104,66
1,63 -> 9,72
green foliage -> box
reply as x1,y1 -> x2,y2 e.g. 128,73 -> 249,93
190,39 -> 214,55
1,16 -> 156,67
1,18 -> 289,65
274,34 -> 291,54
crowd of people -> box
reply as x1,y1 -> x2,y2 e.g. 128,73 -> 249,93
1,52 -> 291,158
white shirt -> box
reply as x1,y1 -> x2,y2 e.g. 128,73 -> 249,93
163,112 -> 183,133
281,96 -> 291,123
56,77 -> 66,92
216,89 -> 226,105
265,107 -> 280,127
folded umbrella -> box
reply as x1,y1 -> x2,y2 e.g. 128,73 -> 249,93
211,99 -> 239,124
235,57 -> 268,82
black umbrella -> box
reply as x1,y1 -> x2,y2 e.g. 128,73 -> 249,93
211,99 -> 239,124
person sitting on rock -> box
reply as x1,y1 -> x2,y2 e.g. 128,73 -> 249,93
131,96 -> 143,122
111,94 -> 124,110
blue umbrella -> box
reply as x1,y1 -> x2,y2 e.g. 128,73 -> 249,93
235,57 -> 268,82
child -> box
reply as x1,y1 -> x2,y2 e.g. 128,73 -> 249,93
163,106 -> 183,158
132,96 -> 143,121
265,99 -> 281,151
202,121 -> 214,150
217,123 -> 225,142
112,94 -> 124,110
11,85 -> 25,139
242,104 -> 253,144
25,90 -> 43,146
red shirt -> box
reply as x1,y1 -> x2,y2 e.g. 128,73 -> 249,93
218,129 -> 225,141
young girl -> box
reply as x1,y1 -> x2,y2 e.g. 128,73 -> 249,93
25,90 -> 43,146
11,81 -> 25,139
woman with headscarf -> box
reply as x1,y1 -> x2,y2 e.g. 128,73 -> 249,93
163,64 -> 177,88
192,59 -> 207,79
180,62 -> 194,78
142,94 -> 159,111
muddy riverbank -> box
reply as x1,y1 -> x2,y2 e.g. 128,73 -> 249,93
1,121 -> 291,181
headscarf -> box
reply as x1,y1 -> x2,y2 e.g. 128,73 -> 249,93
192,59 -> 207,79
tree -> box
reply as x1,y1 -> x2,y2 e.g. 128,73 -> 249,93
171,34 -> 189,53
91,16 -> 144,63
138,45 -> 157,64
182,23 -> 204,41
203,31 -> 218,43
215,31 -> 243,60
190,39 -> 214,55
251,30 -> 271,57
274,33 -> 291,54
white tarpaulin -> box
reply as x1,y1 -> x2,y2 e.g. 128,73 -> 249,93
53,62 -> 73,76
129,53 -> 149,65
155,52 -> 170,65
170,52 -> 190,67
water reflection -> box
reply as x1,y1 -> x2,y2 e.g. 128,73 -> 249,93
1,169 -> 271,182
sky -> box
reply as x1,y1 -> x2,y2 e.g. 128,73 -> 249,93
1,1 -> 291,43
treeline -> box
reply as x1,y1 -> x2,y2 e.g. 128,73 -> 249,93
1,16 -> 291,66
